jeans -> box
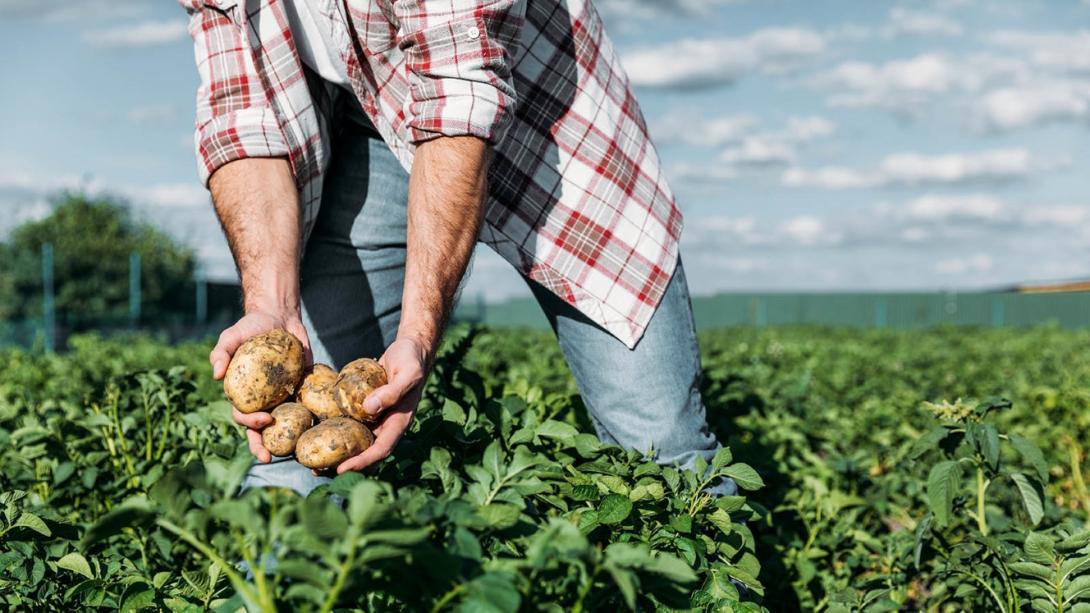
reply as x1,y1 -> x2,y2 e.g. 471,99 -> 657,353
242,107 -> 735,497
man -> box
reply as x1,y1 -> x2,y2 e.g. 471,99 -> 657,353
180,0 -> 733,496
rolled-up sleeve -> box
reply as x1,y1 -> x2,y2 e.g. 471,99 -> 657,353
180,0 -> 290,186
396,0 -> 525,146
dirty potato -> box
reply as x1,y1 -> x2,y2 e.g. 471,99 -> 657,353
294,417 -> 375,470
223,328 -> 305,414
333,358 -> 388,423
261,402 -> 315,456
296,364 -> 342,420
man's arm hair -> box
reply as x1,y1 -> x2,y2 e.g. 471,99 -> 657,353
208,157 -> 302,315
399,136 -> 489,357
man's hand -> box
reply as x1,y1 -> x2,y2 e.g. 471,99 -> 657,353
334,337 -> 427,473
213,310 -> 312,464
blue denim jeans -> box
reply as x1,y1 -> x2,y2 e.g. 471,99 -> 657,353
242,109 -> 735,497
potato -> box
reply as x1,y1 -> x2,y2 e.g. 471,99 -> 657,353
223,328 -> 305,414
296,364 -> 343,420
295,417 -> 375,470
333,358 -> 388,424
261,402 -> 315,456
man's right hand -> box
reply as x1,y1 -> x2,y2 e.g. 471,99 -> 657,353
211,310 -> 312,463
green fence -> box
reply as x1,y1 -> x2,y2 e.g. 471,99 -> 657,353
454,291 -> 1090,331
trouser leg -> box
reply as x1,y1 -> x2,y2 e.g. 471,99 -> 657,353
241,112 -> 409,496
527,261 -> 737,495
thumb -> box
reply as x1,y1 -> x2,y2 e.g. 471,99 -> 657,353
362,382 -> 403,417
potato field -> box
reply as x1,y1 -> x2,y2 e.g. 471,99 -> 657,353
4,325 -> 1090,611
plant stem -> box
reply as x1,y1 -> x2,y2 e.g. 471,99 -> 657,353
571,566 -> 598,613
430,583 -> 464,613
1064,435 -> 1090,512
319,525 -> 361,613
976,466 -> 989,537
156,518 -> 271,613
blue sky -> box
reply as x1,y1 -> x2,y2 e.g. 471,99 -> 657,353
2,0 -> 1089,300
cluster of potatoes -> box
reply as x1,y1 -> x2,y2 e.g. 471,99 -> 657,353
222,328 -> 388,470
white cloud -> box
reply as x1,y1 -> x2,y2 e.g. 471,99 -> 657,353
781,216 -> 839,246
875,194 -> 1009,226
654,113 -> 758,147
84,20 -> 188,48
975,80 -> 1090,131
885,8 -> 963,37
128,104 -> 177,125
624,27 -> 826,89
664,114 -> 835,178
783,148 -> 1038,189
720,137 -> 797,166
597,0 -> 744,19
987,30 -> 1090,73
128,183 -> 209,209
666,163 -> 738,183
935,253 -> 994,275
812,53 -> 1026,115
0,0 -> 148,21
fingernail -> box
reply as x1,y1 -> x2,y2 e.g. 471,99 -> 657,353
364,398 -> 380,413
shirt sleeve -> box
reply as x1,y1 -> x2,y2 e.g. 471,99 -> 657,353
180,0 -> 291,186
395,0 -> 525,146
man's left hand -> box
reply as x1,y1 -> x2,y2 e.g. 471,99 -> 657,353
333,337 -> 429,474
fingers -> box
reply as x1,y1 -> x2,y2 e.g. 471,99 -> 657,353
336,410 -> 411,474
232,407 -> 273,429
246,428 -> 271,464
210,325 -> 245,380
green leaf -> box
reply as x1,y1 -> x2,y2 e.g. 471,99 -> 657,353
979,424 -> 1000,471
711,447 -> 733,470
1009,561 -> 1053,581
1010,472 -> 1044,526
926,460 -> 961,527
909,426 -> 951,460
535,420 -> 579,442
56,552 -> 94,579
597,494 -> 633,525
14,513 -> 50,537
82,501 -> 154,548
477,503 -> 521,530
456,572 -> 521,613
570,484 -> 600,501
604,563 -> 638,610
722,464 -> 764,490
1025,532 -> 1057,565
1011,435 -> 1050,483
120,587 -> 155,613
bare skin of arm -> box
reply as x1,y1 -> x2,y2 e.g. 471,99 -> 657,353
335,135 -> 489,473
206,157 -> 311,464
208,138 -> 488,471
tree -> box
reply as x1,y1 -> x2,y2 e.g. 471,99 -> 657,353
0,192 -> 197,327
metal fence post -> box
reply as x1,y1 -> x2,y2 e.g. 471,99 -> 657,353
991,297 -> 1004,327
129,252 -> 141,326
42,243 -> 55,353
195,263 -> 208,323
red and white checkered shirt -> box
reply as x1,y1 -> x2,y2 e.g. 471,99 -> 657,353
179,0 -> 682,348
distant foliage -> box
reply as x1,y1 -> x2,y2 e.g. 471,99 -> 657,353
0,192 -> 196,325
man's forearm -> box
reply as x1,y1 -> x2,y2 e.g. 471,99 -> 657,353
208,157 -> 302,315
400,136 -> 489,357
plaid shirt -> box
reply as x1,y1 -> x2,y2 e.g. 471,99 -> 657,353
179,0 -> 682,348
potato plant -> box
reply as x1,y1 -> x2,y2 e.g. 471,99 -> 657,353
4,325 -> 1090,610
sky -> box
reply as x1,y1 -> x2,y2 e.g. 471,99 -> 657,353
1,0 -> 1089,301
